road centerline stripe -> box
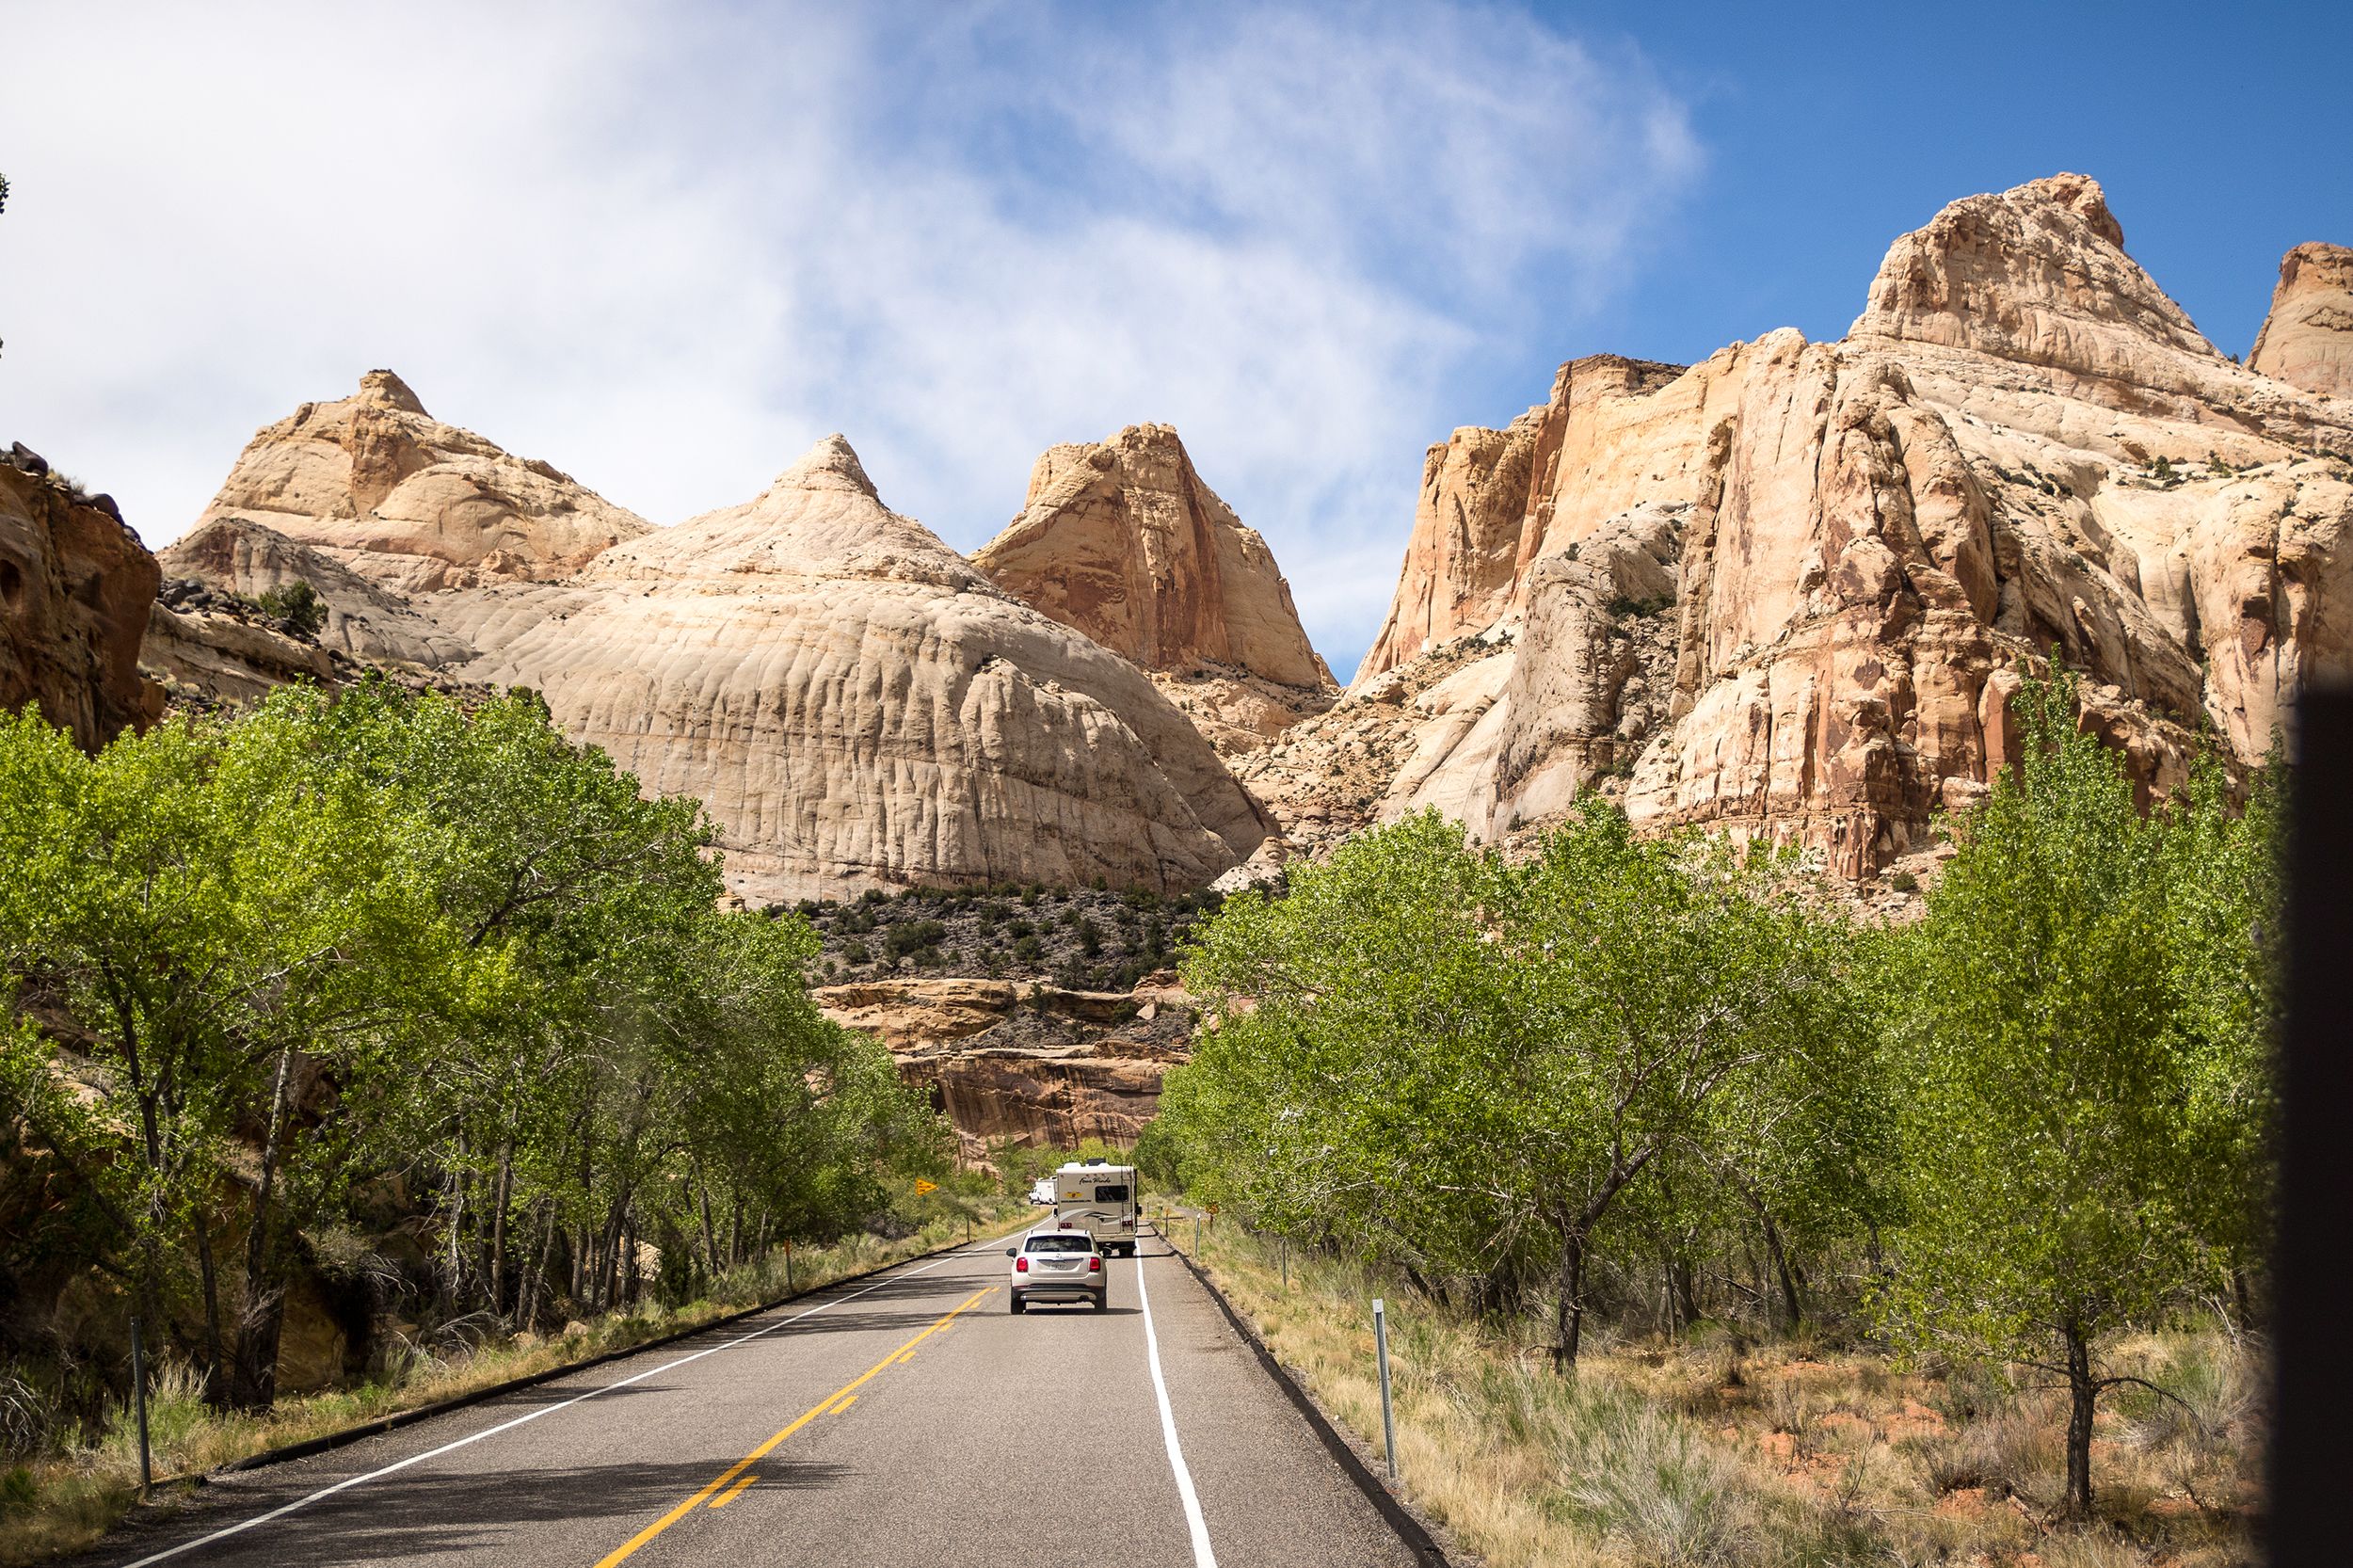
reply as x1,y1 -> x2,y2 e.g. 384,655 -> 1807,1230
593,1284 -> 994,1567
708,1474 -> 758,1509
113,1249 -> 984,1568
1138,1248 -> 1219,1567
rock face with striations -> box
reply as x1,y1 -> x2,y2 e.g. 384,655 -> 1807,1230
1252,175 -> 2353,876
975,424 -> 1337,753
2250,242 -> 2353,400
195,371 -> 650,594
424,435 -> 1275,903
0,447 -> 163,749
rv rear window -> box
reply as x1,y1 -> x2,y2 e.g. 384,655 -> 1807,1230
1091,1184 -> 1129,1202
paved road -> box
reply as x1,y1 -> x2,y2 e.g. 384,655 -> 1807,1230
82,1227 -> 1417,1567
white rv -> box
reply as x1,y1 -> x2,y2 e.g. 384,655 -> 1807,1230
1051,1159 -> 1140,1256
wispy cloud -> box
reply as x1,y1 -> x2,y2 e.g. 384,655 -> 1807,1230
0,0 -> 1700,676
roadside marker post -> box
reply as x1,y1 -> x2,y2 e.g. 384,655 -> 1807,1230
130,1314 -> 152,1496
784,1240 -> 793,1296
1372,1298 -> 1398,1482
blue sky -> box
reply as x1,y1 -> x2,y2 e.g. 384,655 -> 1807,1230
2,1 -> 2345,682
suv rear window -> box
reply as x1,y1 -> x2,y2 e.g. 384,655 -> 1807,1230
1027,1235 -> 1095,1253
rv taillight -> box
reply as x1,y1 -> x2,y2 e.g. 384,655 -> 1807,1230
1015,1256 -> 1029,1272
1089,1256 -> 1102,1272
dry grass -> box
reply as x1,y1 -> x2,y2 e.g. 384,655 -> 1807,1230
0,1207 -> 1028,1565
1168,1214 -> 2261,1568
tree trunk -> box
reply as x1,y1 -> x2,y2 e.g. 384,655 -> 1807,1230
191,1215 -> 230,1410
231,1048 -> 297,1410
519,1202 -> 556,1331
1763,1212 -> 1803,1330
488,1141 -> 515,1320
1552,1229 -> 1587,1371
699,1186 -> 723,1278
2063,1321 -> 2097,1517
1670,1253 -> 1700,1334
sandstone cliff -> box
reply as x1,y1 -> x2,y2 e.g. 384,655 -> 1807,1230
197,371 -> 650,593
812,976 -> 1192,1165
1290,175 -> 2353,876
159,516 -> 474,669
975,424 -> 1337,753
425,436 -> 1276,902
2250,242 -> 2353,401
1,445 -> 162,748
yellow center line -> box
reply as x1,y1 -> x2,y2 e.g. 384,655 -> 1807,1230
827,1393 -> 857,1415
593,1285 -> 993,1565
708,1474 -> 758,1509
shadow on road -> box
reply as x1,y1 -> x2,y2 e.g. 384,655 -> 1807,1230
89,1457 -> 853,1566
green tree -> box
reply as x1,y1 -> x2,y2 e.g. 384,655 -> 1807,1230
1166,804 -> 1862,1364
1876,671 -> 2275,1516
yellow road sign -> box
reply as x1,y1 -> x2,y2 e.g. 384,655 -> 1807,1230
914,1179 -> 939,1195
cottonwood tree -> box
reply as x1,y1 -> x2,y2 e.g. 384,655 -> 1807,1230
1167,804 -> 1860,1364
0,681 -> 944,1411
1877,671 -> 2276,1516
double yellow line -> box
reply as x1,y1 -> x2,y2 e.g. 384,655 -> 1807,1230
593,1284 -> 994,1565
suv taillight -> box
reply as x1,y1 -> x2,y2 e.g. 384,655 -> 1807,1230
1089,1256 -> 1102,1272
1016,1256 -> 1029,1272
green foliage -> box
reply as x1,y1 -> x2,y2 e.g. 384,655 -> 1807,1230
0,681 -> 944,1413
1161,804 -> 1878,1358
1872,669 -> 2279,1512
254,580 -> 324,637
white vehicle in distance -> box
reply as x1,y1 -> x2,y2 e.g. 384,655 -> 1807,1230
1052,1159 -> 1139,1256
1006,1230 -> 1107,1313
1027,1176 -> 1056,1207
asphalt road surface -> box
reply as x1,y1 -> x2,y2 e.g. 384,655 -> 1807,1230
80,1226 -> 1419,1567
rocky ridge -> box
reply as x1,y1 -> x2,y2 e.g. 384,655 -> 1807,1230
975,424 -> 1337,754
423,434 -> 1274,903
195,370 -> 651,593
1325,175 -> 2353,876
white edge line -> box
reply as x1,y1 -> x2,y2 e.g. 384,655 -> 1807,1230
118,1248 -> 979,1568
1137,1244 -> 1219,1568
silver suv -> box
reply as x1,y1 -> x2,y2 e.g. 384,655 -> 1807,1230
1007,1231 -> 1108,1313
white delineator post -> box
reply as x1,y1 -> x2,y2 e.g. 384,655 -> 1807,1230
1372,1297 -> 1398,1481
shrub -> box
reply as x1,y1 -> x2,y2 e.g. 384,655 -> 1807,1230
884,920 -> 948,959
255,580 -> 326,637
840,940 -> 870,967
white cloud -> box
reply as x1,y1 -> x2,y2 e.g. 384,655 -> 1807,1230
0,0 -> 1699,679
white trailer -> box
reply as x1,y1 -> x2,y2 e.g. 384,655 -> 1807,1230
1051,1159 -> 1140,1256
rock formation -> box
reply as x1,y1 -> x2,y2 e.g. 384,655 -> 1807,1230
1289,175 -> 2353,875
811,976 -> 1193,1164
196,371 -> 650,593
422,435 -> 1275,903
158,516 -> 473,668
0,445 -> 162,748
139,598 -> 334,709
975,424 -> 1337,752
168,383 -> 1287,903
2250,242 -> 2353,400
